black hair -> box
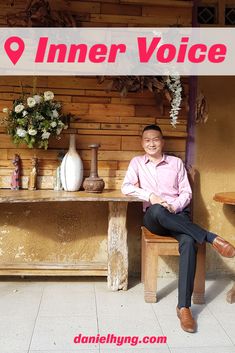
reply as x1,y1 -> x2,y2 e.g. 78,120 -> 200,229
142,124 -> 163,136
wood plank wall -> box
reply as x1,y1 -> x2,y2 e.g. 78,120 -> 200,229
0,0 -> 192,190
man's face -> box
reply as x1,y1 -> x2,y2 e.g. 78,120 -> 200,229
141,129 -> 164,157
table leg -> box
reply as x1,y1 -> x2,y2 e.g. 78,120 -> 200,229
107,201 -> 128,291
226,282 -> 235,303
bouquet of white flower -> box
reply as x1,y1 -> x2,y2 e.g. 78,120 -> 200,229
3,91 -> 68,149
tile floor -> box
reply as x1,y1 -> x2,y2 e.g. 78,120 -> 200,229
0,276 -> 235,353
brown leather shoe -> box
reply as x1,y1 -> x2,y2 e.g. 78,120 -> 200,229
176,307 -> 196,333
212,236 -> 235,258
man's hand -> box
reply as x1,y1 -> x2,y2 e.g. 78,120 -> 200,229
149,193 -> 176,214
161,201 -> 176,213
149,193 -> 164,205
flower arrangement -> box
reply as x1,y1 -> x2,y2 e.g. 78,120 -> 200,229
3,91 -> 68,149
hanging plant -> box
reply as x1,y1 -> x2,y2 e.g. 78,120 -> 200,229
97,75 -> 182,127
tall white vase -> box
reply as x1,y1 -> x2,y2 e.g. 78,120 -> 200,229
60,134 -> 83,191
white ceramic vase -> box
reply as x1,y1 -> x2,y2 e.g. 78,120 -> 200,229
60,134 -> 83,191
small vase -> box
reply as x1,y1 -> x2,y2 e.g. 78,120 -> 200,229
60,134 -> 83,191
83,144 -> 105,193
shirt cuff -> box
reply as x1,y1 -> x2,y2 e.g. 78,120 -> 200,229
140,190 -> 153,202
170,200 -> 182,214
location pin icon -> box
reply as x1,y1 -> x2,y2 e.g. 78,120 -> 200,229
4,36 -> 25,65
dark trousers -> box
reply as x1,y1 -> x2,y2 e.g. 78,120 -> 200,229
143,204 -> 210,308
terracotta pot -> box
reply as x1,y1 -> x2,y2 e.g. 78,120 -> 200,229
83,144 -> 105,193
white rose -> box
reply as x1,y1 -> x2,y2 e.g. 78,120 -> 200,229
14,104 -> 24,113
16,128 -> 27,138
22,110 -> 28,117
52,109 -> 59,118
50,121 -> 57,128
44,91 -> 54,101
41,131 -> 50,139
33,94 -> 42,104
28,129 -> 37,136
27,97 -> 36,108
2,107 -> 9,113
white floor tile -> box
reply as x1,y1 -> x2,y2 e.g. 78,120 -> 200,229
43,279 -> 95,292
95,289 -> 155,317
98,314 -> 165,350
30,315 -> 98,351
207,296 -> 235,316
0,315 -> 35,351
0,351 -> 28,353
39,289 -> 96,317
0,289 -> 42,318
0,280 -> 45,293
170,347 -> 235,353
205,278 -> 234,302
211,313 -> 235,345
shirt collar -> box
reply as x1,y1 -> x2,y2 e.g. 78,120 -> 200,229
144,153 -> 168,165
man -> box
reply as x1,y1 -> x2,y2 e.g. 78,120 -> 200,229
121,124 -> 235,333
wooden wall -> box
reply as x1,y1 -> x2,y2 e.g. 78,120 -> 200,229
0,0 -> 192,190
0,0 -> 193,27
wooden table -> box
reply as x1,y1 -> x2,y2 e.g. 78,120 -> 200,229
213,192 -> 235,303
0,189 -> 141,291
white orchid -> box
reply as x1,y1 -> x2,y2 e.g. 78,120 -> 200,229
22,110 -> 28,117
52,109 -> 59,118
44,91 -> 54,101
16,128 -> 27,138
14,104 -> 24,113
41,131 -> 51,139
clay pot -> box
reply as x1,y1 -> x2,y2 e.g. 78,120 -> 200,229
83,144 -> 105,193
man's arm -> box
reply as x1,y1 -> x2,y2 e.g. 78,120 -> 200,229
169,159 -> 192,213
121,158 -> 152,201
121,158 -> 164,204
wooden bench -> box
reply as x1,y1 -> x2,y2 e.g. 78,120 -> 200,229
141,226 -> 206,303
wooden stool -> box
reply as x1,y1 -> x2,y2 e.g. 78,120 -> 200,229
141,226 -> 206,304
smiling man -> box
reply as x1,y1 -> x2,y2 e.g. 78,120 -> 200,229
121,124 -> 235,333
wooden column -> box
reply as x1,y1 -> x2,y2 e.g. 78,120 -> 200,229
107,201 -> 128,291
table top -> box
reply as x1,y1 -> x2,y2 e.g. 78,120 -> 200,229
0,189 -> 141,203
213,192 -> 235,205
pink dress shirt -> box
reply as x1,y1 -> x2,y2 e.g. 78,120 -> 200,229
121,154 -> 192,213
